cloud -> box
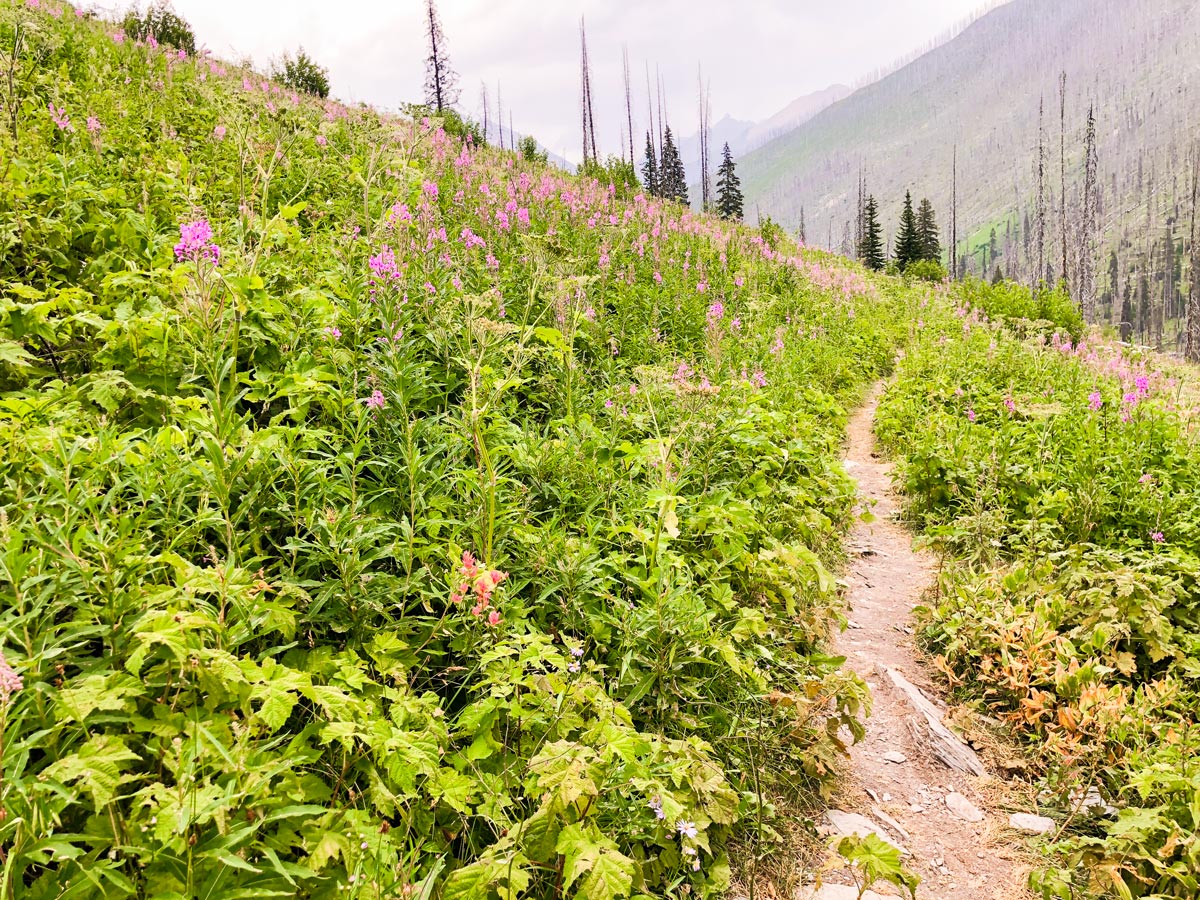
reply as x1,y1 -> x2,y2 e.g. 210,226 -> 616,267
170,0 -> 989,162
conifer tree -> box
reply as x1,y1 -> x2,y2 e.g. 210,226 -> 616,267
715,143 -> 743,220
916,198 -> 941,263
658,126 -> 688,204
799,206 -> 807,244
894,191 -> 923,270
641,132 -> 659,197
423,0 -> 459,113
858,196 -> 885,270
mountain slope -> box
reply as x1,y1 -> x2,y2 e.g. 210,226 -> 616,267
741,83 -> 850,150
739,0 -> 1199,285
680,86 -> 849,198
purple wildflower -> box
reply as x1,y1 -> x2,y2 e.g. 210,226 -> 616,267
174,219 -> 220,264
48,103 -> 72,131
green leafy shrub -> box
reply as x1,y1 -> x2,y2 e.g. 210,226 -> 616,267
879,301 -> 1200,898
517,134 -> 548,165
275,48 -> 330,99
121,1 -> 195,53
955,277 -> 1083,340
903,259 -> 946,283
578,155 -> 640,197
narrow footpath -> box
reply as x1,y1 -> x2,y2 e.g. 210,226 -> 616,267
801,384 -> 1031,899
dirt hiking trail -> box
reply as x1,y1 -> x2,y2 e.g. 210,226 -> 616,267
798,383 -> 1033,899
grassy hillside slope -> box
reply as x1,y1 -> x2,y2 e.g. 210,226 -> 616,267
739,0 -> 1199,276
0,3 -> 926,897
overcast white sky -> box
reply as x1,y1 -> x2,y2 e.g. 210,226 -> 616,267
168,0 -> 988,163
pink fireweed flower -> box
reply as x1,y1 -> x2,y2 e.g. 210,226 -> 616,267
604,399 -> 614,409
368,245 -> 399,280
751,370 -> 767,389
422,180 -> 439,201
1135,374 -> 1151,397
1150,530 -> 1165,544
706,301 -> 725,323
324,326 -> 342,339
966,408 -> 977,423
696,280 -> 708,294
387,202 -> 412,225
315,134 -> 327,147
1004,396 -> 1016,412
48,103 -> 72,131
365,389 -> 386,410
1138,473 -> 1154,485
1088,391 -> 1103,411
653,271 -> 663,284
174,219 -> 220,264
729,318 -> 742,332
734,276 -> 744,288
770,337 -> 785,355
0,651 -> 22,703
86,115 -> 101,134
213,124 -> 226,140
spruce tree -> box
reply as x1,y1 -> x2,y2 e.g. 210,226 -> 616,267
641,132 -> 659,197
858,196 -> 885,270
916,198 -> 941,263
423,0 -> 459,113
894,191 -> 923,270
715,143 -> 743,220
658,126 -> 688,205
